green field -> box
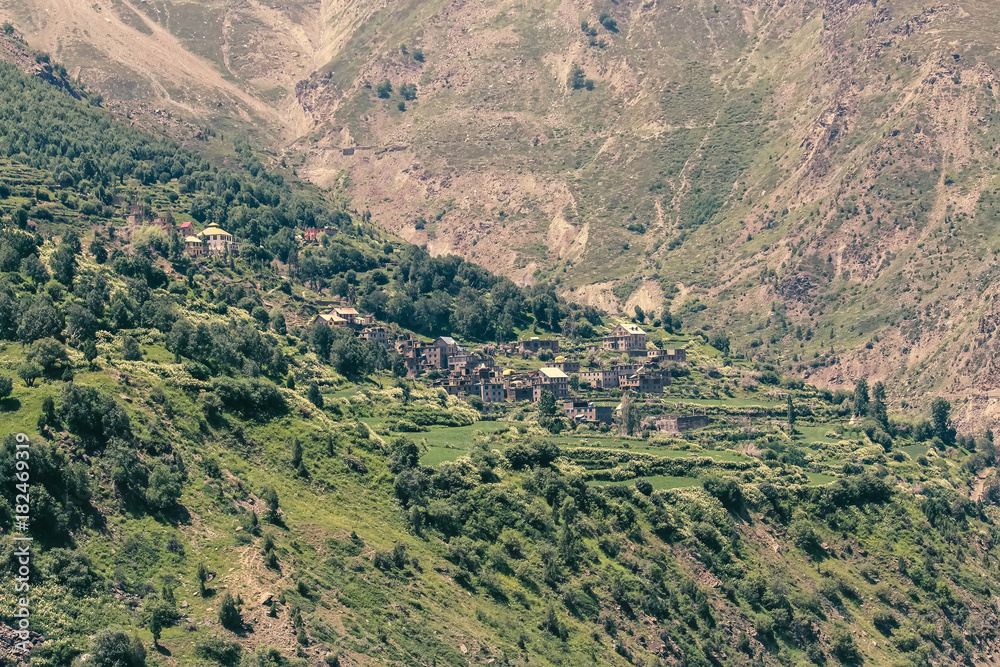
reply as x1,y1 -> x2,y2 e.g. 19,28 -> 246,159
418,423 -> 508,447
420,446 -> 467,466
795,424 -> 844,444
804,472 -> 838,486
901,443 -> 929,460
589,476 -> 702,490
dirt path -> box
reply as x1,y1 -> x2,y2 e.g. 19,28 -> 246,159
972,467 -> 995,503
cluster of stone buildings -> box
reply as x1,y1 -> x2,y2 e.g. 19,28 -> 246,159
306,306 -> 697,428
383,323 -> 681,426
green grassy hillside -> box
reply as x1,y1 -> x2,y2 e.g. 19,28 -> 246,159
2,49 -> 1000,667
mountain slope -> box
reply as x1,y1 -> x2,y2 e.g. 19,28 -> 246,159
4,32 -> 1000,667
3,0 -> 1000,419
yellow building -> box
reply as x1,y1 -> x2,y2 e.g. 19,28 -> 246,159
184,236 -> 204,256
199,225 -> 237,254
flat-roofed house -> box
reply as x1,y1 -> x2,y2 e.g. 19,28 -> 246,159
533,367 -> 569,400
648,348 -> 687,363
619,372 -> 668,394
655,414 -> 710,432
603,323 -> 647,352
506,383 -> 535,402
359,327 -> 390,347
553,358 -> 581,374
518,337 -> 560,355
563,400 -> 613,424
581,369 -> 620,389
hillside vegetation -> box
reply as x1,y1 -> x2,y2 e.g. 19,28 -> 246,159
3,0 -> 1000,419
1,59 -> 1000,667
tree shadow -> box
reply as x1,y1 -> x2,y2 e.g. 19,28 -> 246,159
0,397 -> 20,412
154,644 -> 171,656
154,504 -> 193,527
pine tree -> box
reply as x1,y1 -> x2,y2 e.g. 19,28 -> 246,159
618,391 -> 639,436
869,381 -> 888,426
307,381 -> 324,408
218,592 -> 241,630
853,378 -> 869,417
196,562 -> 209,597
538,389 -> 557,417
787,395 -> 796,431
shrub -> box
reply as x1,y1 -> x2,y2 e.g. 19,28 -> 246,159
211,376 -> 286,417
121,335 -> 143,361
194,635 -> 243,666
873,609 -> 897,634
17,361 -> 42,387
0,374 -> 12,399
218,592 -> 242,630
145,464 -> 182,509
29,337 -> 68,373
46,548 -> 98,594
831,626 -> 860,662
58,383 -> 131,444
84,628 -> 146,667
307,381 -> 324,408
504,440 -> 560,469
702,476 -> 744,511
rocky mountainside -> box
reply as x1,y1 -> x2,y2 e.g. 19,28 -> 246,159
3,0 -> 1000,421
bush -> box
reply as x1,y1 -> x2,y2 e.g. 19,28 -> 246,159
504,440 -> 561,469
121,335 -> 143,360
145,464 -> 182,509
46,548 -> 98,594
29,337 -> 68,373
218,592 -> 242,630
0,374 -> 11,399
194,635 -> 243,666
211,376 -> 286,417
831,626 -> 860,662
58,383 -> 131,444
702,476 -> 744,512
17,361 -> 42,387
81,628 -> 146,667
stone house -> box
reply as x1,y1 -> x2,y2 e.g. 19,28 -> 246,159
603,323 -> 647,352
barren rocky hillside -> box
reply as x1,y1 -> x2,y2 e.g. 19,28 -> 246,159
3,0 -> 1000,421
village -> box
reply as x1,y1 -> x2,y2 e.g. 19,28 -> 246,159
312,309 -> 708,433
123,203 -> 708,434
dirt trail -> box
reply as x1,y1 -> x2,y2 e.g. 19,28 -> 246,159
972,467 -> 995,503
